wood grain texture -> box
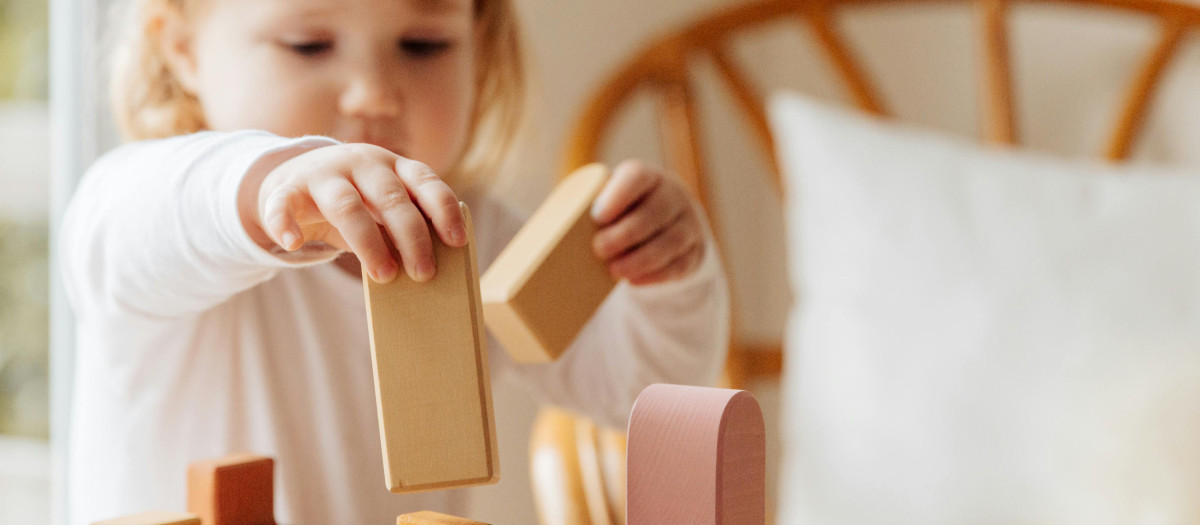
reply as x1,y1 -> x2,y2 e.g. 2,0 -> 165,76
480,164 -> 615,362
186,454 -> 275,525
364,202 -> 499,493
626,384 -> 765,525
92,512 -> 200,525
397,511 -> 490,525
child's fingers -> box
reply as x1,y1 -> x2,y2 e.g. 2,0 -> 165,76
627,244 -> 705,286
593,183 -> 687,262
309,178 -> 400,283
261,186 -> 307,251
394,158 -> 467,247
591,160 -> 661,226
354,165 -> 436,282
607,213 -> 699,282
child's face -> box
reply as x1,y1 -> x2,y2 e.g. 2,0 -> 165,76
175,0 -> 477,175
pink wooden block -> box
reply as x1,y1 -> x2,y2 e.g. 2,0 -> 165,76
626,384 -> 766,525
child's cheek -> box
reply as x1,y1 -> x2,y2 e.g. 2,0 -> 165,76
408,69 -> 476,173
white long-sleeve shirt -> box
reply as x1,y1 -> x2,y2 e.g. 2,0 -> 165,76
61,130 -> 729,524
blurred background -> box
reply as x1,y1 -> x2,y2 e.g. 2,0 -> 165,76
4,0 -> 1200,523
0,0 -> 50,521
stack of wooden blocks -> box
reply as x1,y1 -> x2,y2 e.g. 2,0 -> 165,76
92,164 -> 767,525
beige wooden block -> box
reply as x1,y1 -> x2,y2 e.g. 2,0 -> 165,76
186,453 -> 275,525
92,511 -> 200,525
397,510 -> 490,525
627,384 -> 766,525
364,202 -> 499,493
481,163 -> 615,362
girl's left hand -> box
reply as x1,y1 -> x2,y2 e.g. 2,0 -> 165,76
591,160 -> 709,286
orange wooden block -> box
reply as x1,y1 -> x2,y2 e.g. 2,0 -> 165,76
397,510 -> 490,525
92,511 -> 200,525
626,384 -> 765,525
481,163 -> 615,362
363,203 -> 499,493
186,453 -> 275,525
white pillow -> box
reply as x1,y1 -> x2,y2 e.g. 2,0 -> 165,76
770,94 -> 1200,525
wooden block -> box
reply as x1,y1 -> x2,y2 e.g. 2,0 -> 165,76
92,511 -> 200,525
626,384 -> 766,525
481,163 -> 615,362
364,202 -> 499,493
397,510 -> 490,525
186,453 -> 275,525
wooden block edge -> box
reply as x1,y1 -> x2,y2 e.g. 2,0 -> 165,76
481,299 -> 553,362
92,511 -> 201,525
398,510 -> 491,525
480,163 -> 609,302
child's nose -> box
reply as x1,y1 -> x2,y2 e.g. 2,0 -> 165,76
339,70 -> 403,120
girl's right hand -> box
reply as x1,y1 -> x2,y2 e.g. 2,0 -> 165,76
250,143 -> 466,284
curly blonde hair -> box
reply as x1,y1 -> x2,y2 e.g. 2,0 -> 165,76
108,0 -> 526,187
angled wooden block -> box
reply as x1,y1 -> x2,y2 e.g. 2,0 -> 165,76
626,384 -> 766,525
397,510 -> 490,525
186,453 -> 275,525
364,202 -> 499,493
481,163 -> 615,362
92,511 -> 200,525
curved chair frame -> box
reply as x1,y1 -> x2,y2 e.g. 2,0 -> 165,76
535,1 -> 1200,524
562,0 -> 1200,389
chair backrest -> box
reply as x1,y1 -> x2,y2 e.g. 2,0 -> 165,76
560,0 -> 1200,389
532,1 -> 1200,524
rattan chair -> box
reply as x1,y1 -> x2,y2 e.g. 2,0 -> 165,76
530,0 -> 1200,523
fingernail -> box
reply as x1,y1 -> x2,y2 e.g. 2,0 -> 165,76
590,199 -> 603,221
417,260 -> 435,281
281,232 -> 298,250
375,260 -> 398,282
449,224 -> 466,246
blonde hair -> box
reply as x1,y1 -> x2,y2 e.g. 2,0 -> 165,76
108,0 -> 526,188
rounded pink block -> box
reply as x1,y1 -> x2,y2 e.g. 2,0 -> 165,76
626,384 -> 766,525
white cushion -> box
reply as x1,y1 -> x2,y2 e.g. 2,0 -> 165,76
770,94 -> 1200,524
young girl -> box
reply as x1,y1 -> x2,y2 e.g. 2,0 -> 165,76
62,0 -> 729,522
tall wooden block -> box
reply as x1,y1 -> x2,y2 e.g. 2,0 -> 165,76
364,202 -> 499,493
186,454 -> 275,525
481,164 -> 615,362
92,512 -> 200,525
626,384 -> 766,525
397,511 -> 490,525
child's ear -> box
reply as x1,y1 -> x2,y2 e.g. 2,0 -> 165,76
151,4 -> 201,95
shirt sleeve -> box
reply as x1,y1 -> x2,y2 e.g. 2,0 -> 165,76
61,130 -> 342,320
472,192 -> 731,430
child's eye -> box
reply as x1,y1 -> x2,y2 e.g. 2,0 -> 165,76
283,40 -> 334,57
400,39 -> 452,58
